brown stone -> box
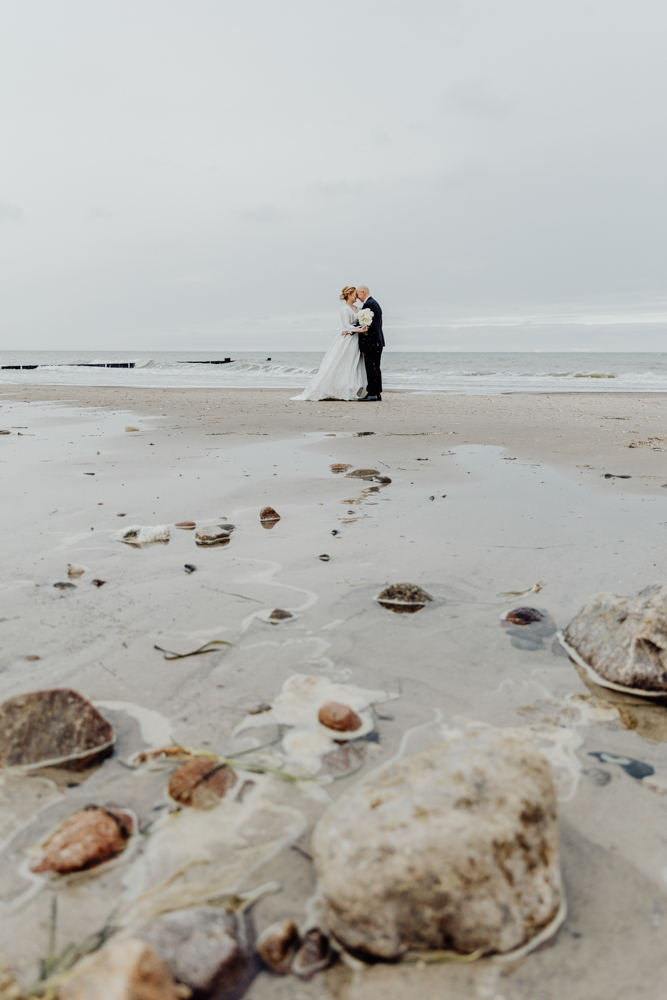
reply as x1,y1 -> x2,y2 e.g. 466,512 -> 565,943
292,929 -> 333,980
256,919 -> 300,974
260,506 -> 281,521
501,607 -> 557,637
268,608 -> 293,622
318,702 -> 362,733
174,521 -> 196,529
345,468 -> 379,479
59,938 -> 180,1000
136,906 -> 247,997
376,583 -> 433,614
330,463 -> 352,473
30,806 -> 133,874
168,758 -> 237,809
0,688 -> 114,769
194,526 -> 230,547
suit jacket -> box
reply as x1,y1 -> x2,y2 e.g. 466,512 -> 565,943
358,296 -> 384,353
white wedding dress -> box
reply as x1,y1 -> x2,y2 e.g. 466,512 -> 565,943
291,304 -> 367,401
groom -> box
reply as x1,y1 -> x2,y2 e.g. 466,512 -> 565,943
356,285 -> 384,401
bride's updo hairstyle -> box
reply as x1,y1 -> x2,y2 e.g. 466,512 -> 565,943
339,286 -> 356,301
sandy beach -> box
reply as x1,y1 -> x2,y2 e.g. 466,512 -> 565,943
2,385 -> 667,999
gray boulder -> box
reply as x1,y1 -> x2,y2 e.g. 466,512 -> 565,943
312,728 -> 562,958
563,585 -> 667,692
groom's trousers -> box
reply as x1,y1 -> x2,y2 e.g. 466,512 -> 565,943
364,349 -> 383,397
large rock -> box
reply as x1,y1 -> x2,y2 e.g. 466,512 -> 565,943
312,728 -> 561,958
0,689 -> 114,769
136,906 -> 248,998
59,938 -> 180,1000
563,585 -> 667,692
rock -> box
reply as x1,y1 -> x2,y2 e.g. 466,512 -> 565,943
312,727 -> 562,958
330,463 -> 352,473
563,585 -> 667,692
112,525 -> 170,546
168,758 -> 237,809
260,506 -> 281,523
318,554 -> 330,561
0,429 -> 10,435
501,607 -> 557,637
91,578 -> 106,587
136,906 -> 247,997
291,929 -> 333,980
195,526 -> 230,547
174,521 -> 196,529
67,563 -> 86,578
0,688 -> 114,769
125,426 -> 140,432
268,608 -> 293,622
256,919 -> 300,974
59,938 -> 180,1000
318,702 -> 362,733
54,581 -> 76,590
30,805 -> 134,874
345,468 -> 379,479
184,564 -> 197,574
376,582 -> 433,614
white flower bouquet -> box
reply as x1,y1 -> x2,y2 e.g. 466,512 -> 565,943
357,308 -> 374,330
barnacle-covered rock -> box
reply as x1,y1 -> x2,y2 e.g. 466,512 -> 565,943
376,582 -> 433,614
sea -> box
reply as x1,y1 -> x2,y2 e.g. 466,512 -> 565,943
2,351 -> 667,394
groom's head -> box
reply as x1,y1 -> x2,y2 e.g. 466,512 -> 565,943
356,285 -> 369,303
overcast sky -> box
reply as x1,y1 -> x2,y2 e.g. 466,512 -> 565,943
1,0 -> 666,352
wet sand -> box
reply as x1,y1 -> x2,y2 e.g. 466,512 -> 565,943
1,386 -> 667,999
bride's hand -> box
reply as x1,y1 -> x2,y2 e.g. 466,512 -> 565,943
341,331 -> 349,337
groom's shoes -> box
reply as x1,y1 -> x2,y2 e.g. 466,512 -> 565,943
359,394 -> 381,401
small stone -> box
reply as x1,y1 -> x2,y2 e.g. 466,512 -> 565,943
330,463 -> 352,473
256,919 -> 300,974
318,701 -> 362,732
268,608 -> 293,622
125,426 -> 140,432
291,929 -> 333,980
346,468 -> 379,479
136,907 -> 247,997
113,525 -> 170,546
0,688 -> 114,769
67,563 -> 85,578
0,429 -> 10,435
91,578 -> 106,587
195,526 -> 230,547
174,521 -> 196,529
260,506 -> 281,521
313,728 -> 562,958
318,554 -> 330,561
59,938 -> 180,1000
376,582 -> 433,614
30,806 -> 133,874
563,584 -> 667,692
54,581 -> 76,590
184,564 -> 197,574
168,758 -> 237,809
24,654 -> 40,661
501,607 -> 557,637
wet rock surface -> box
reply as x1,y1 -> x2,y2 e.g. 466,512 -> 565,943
259,506 -> 281,522
136,906 -> 248,997
563,585 -> 667,692
195,526 -> 231,547
256,919 -> 300,974
376,582 -> 433,613
313,728 -> 562,958
267,608 -> 293,622
60,938 -> 180,1000
317,701 -> 362,732
168,758 -> 238,809
0,688 -> 114,769
501,607 -> 558,650
30,805 -> 134,874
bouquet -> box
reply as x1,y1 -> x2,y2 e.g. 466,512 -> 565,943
357,308 -> 374,331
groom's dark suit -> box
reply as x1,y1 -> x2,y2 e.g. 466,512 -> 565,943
358,295 -> 384,398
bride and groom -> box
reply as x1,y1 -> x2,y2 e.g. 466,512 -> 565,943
292,285 -> 384,402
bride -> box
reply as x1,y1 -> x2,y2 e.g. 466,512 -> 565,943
291,286 -> 368,401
